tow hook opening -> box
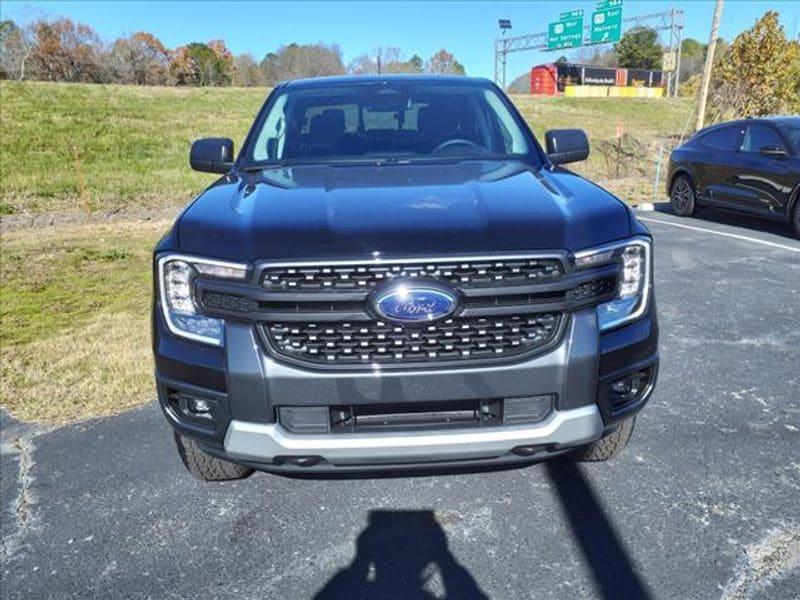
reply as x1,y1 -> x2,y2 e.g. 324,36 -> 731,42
273,455 -> 324,467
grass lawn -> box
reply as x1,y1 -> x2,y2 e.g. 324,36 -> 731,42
2,220 -> 166,423
1,81 -> 694,424
1,81 -> 694,215
1,81 -> 264,214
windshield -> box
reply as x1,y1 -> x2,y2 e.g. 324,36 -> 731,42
246,81 -> 534,165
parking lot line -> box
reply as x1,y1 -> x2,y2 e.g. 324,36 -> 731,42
639,217 -> 800,253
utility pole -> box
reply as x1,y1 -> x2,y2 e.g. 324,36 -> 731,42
695,0 -> 724,131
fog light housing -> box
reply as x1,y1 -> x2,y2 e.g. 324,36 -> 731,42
167,390 -> 218,423
606,367 -> 654,414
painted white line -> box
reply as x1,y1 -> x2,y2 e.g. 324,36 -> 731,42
640,217 -> 800,254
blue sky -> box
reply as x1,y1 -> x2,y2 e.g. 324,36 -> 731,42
3,1 -> 798,79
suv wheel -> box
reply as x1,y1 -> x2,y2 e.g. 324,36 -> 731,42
567,417 -> 636,462
792,200 -> 800,239
670,174 -> 696,216
174,433 -> 254,481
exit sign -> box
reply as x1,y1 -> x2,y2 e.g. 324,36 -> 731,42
591,6 -> 623,43
547,14 -> 584,50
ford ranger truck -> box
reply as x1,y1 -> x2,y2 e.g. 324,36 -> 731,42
153,75 -> 659,481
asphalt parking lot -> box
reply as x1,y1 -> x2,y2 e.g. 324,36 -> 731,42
2,209 -> 799,600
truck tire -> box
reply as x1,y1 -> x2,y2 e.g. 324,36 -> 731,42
670,174 -> 696,216
567,417 -> 636,462
174,433 -> 254,482
792,199 -> 800,239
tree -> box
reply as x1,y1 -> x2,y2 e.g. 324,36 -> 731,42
233,53 -> 263,86
613,26 -> 662,69
572,46 -> 617,67
507,71 -> 530,93
711,11 -> 800,118
28,18 -> 103,82
110,31 -> 170,85
0,20 -> 35,80
349,47 -> 423,75
170,41 -> 232,86
260,43 -> 345,84
426,49 -> 465,75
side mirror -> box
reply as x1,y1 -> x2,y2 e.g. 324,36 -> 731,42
190,138 -> 234,173
759,145 -> 787,157
545,129 -> 590,165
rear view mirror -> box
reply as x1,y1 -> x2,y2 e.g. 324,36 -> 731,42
545,129 -> 590,165
190,138 -> 234,173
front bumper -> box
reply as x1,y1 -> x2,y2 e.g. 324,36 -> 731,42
224,404 -> 603,465
155,303 -> 658,472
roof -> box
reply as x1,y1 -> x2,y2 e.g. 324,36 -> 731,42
696,115 -> 800,137
282,74 -> 494,89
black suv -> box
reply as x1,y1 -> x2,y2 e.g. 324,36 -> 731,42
153,75 -> 658,481
668,116 -> 800,236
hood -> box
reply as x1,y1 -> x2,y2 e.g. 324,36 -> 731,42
177,160 -> 631,262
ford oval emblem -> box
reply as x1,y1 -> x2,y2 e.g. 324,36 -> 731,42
372,282 -> 458,323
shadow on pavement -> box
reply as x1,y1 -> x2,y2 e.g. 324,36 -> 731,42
314,463 -> 651,599
652,201 -> 797,239
545,461 -> 652,600
314,510 -> 489,600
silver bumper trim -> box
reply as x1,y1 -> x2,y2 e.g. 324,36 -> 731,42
223,405 -> 604,465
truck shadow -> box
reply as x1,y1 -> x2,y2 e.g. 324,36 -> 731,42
312,463 -> 650,599
313,510 -> 489,600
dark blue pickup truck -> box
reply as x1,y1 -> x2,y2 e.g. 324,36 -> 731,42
153,75 -> 658,481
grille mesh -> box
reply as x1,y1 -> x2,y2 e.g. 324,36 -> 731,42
264,314 -> 562,366
262,258 -> 563,292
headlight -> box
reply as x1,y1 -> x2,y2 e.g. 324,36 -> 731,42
157,254 -> 248,345
575,237 -> 652,332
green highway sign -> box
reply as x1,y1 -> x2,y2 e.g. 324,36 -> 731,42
591,6 -> 623,44
547,15 -> 584,50
596,0 -> 622,9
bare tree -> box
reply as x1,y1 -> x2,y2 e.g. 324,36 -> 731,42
260,43 -> 345,84
110,31 -> 171,85
349,48 -> 427,75
0,20 -> 35,80
233,53 -> 264,86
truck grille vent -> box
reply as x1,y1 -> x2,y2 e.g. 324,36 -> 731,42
262,258 -> 563,292
263,313 -> 562,367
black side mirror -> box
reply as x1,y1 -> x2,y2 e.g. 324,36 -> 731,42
190,137 -> 234,173
759,145 -> 787,157
545,129 -> 590,165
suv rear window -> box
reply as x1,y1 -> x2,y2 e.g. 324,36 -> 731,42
699,125 -> 743,151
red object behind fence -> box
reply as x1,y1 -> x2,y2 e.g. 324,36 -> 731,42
530,65 -> 558,96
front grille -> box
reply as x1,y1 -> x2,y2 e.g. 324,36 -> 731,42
264,313 -> 562,367
262,258 -> 563,292
194,253 -> 619,370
